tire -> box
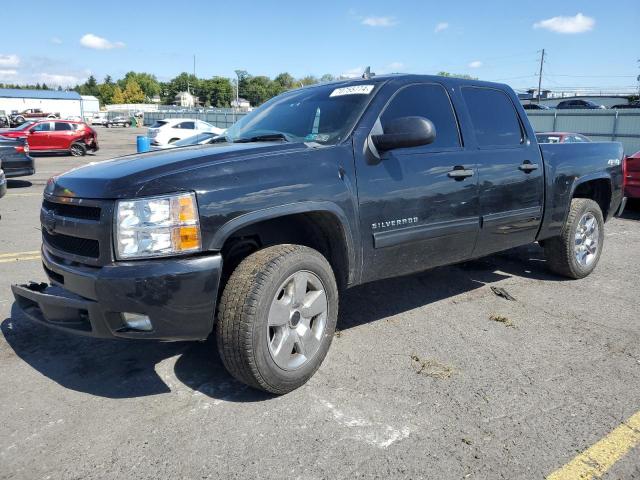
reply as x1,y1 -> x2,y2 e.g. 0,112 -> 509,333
105,123 -> 111,128
69,143 -> 87,157
216,244 -> 338,394
543,198 -> 604,279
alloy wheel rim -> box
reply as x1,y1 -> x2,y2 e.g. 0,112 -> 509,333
574,212 -> 599,267
71,145 -> 82,156
267,270 -> 328,371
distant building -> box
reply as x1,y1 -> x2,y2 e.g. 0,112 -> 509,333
80,95 -> 100,116
0,88 -> 82,118
174,91 -> 199,108
231,97 -> 251,111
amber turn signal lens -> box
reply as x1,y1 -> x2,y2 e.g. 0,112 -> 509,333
178,196 -> 197,222
173,226 -> 201,252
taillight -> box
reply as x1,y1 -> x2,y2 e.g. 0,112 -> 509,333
14,146 -> 24,153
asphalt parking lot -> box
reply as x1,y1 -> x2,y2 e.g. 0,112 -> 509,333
0,127 -> 639,479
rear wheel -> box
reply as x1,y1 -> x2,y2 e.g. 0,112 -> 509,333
216,245 -> 338,394
69,143 -> 87,157
543,198 -> 604,279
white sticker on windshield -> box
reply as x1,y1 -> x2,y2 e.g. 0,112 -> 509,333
330,85 -> 375,97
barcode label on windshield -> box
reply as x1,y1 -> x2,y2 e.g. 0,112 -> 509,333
330,85 -> 375,97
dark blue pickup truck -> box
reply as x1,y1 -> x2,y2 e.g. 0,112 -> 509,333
13,75 -> 624,394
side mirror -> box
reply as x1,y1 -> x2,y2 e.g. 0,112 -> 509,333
371,116 -> 436,152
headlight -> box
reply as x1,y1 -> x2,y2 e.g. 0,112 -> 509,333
115,192 -> 201,260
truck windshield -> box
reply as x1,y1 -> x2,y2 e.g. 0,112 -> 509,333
223,83 -> 379,145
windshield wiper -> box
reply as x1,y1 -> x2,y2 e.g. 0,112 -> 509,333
233,133 -> 290,143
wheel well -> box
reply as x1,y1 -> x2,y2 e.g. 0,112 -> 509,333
219,212 -> 350,291
573,179 -> 612,219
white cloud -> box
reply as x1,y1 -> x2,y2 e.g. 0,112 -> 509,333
50,37 -> 63,45
0,69 -> 17,76
362,16 -> 397,27
468,60 -> 483,68
80,33 -> 125,50
341,67 -> 364,78
37,73 -> 83,86
533,13 -> 595,34
0,54 -> 20,67
434,22 -> 449,33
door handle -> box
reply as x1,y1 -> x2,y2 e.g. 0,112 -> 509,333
447,167 -> 474,180
518,161 -> 538,173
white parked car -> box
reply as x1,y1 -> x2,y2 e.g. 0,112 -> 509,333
147,118 -> 223,146
151,131 -> 223,150
91,113 -> 108,126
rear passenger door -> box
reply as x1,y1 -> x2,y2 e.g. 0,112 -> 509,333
355,82 -> 479,282
460,87 -> 543,257
53,122 -> 75,149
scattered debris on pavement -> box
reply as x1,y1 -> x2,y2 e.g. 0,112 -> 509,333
490,286 -> 516,301
410,354 -> 455,379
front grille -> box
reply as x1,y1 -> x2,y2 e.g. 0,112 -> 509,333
43,230 -> 100,258
42,199 -> 101,221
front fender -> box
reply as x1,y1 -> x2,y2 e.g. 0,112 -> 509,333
207,201 -> 359,283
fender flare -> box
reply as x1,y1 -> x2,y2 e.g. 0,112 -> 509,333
566,172 -> 614,220
208,201 -> 360,284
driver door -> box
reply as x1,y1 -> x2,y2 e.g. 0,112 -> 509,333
28,121 -> 53,150
354,83 -> 479,283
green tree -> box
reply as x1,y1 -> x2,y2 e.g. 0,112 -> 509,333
200,77 -> 234,107
239,75 -> 274,106
97,82 -> 115,105
80,75 -> 99,96
122,79 -> 145,103
118,72 -> 160,100
164,72 -> 199,104
112,86 -> 125,104
320,74 -> 335,83
437,71 -> 478,80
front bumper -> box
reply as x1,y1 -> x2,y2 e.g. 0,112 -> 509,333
12,249 -> 223,340
5,166 -> 35,178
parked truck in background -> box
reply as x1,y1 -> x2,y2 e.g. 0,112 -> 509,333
12,75 -> 624,394
10,108 -> 59,126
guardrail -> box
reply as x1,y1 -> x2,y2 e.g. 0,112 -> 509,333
527,109 -> 640,154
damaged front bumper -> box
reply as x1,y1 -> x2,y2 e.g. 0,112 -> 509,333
12,249 -> 223,340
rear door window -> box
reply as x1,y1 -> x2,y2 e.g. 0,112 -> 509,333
175,121 -> 195,129
54,122 -> 73,131
380,83 -> 461,150
461,87 -> 524,147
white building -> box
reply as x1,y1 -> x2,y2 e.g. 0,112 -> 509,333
174,91 -> 198,108
0,88 -> 83,118
231,97 -> 251,111
80,95 -> 100,116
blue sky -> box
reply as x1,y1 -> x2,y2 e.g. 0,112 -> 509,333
1,0 -> 638,94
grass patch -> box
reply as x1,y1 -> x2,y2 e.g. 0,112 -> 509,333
489,314 -> 514,328
410,354 -> 455,379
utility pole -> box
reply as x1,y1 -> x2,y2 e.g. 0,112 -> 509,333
537,48 -> 545,103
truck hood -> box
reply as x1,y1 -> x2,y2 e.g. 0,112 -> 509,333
45,141 -> 309,199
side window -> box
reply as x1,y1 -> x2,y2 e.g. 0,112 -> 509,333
54,122 -> 72,131
380,84 -> 460,149
32,122 -> 51,132
461,87 -> 524,147
176,121 -> 195,129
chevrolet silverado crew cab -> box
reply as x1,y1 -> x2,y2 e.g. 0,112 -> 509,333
12,75 -> 624,394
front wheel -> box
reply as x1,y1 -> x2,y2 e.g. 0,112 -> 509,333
69,143 -> 87,157
216,245 -> 338,394
543,198 -> 604,279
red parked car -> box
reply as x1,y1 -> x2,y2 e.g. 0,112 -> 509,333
624,151 -> 640,199
535,132 -> 591,144
0,119 -> 98,156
